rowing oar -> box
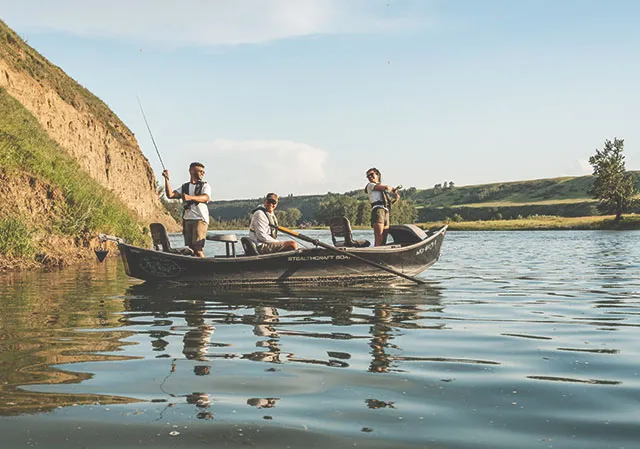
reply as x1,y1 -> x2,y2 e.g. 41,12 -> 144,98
272,225 -> 426,285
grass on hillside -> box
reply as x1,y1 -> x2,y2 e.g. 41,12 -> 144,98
0,20 -> 130,144
451,198 -> 596,208
0,217 -> 34,257
413,176 -> 598,207
0,88 -> 147,255
418,214 -> 640,231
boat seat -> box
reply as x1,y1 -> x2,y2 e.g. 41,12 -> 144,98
240,237 -> 260,256
329,216 -> 370,248
206,233 -> 238,257
149,223 -> 194,256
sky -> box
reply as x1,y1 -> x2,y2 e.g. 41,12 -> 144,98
1,0 -> 639,200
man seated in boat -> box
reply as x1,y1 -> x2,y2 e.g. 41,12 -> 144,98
162,162 -> 212,257
248,193 -> 298,254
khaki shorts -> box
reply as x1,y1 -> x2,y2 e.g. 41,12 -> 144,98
259,241 -> 289,254
371,207 -> 390,228
183,219 -> 208,250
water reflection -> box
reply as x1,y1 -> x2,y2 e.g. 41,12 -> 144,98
119,283 -> 445,419
124,282 -> 444,373
2,232 -> 640,449
0,265 -> 139,415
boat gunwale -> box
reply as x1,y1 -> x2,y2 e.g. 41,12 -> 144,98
119,225 -> 447,263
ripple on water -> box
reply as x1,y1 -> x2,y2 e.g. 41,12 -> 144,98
1,230 -> 640,448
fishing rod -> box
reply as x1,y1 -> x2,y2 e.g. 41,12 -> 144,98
136,95 -> 166,171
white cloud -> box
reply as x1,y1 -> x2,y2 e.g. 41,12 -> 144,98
0,0 -> 420,47
184,138 -> 328,199
577,159 -> 592,175
561,158 -> 593,178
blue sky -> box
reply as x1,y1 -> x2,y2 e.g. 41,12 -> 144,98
1,0 -> 638,199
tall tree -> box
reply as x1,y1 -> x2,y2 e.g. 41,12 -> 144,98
588,138 -> 636,220
315,194 -> 358,225
390,200 -> 418,225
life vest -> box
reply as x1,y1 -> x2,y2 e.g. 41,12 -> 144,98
365,183 -> 391,210
249,206 -> 278,239
181,181 -> 206,218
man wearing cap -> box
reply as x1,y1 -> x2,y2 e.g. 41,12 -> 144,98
248,193 -> 298,254
162,162 -> 212,257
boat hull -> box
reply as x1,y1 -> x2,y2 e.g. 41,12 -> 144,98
119,226 -> 446,285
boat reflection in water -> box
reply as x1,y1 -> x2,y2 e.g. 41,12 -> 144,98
123,282 -> 444,419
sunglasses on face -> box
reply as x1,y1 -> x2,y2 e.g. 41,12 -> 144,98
266,198 -> 278,205
366,173 -> 376,179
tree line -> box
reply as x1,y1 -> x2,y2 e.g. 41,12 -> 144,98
158,137 -> 636,227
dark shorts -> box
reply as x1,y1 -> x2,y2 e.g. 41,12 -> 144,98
371,207 -> 390,228
183,219 -> 208,250
259,241 -> 289,254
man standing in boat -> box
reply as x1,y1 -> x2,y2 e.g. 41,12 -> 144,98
248,193 -> 298,254
365,167 -> 399,246
162,162 -> 212,257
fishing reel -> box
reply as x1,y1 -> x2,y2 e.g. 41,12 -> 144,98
389,185 -> 403,203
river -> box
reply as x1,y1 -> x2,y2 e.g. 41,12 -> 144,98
0,230 -> 639,448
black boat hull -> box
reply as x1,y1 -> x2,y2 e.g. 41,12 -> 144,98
119,225 -> 446,285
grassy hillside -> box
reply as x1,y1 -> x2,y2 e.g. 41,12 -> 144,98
413,176 -> 597,206
210,173 -> 640,224
0,20 -> 131,144
413,174 -> 640,221
0,87 -> 148,266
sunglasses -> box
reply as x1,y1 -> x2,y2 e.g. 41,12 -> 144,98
266,198 -> 278,205
366,173 -> 376,179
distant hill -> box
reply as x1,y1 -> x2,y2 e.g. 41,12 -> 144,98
209,172 -> 640,223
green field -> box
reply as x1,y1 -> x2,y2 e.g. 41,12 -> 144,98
418,214 -> 640,231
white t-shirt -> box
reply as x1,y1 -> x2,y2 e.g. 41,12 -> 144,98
176,182 -> 212,223
365,182 -> 387,210
249,209 -> 278,244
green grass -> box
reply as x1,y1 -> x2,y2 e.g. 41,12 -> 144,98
418,214 -> 640,231
0,87 -> 147,252
0,217 -> 34,257
0,20 -> 131,145
414,176 -> 602,207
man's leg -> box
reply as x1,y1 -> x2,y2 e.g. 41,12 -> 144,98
373,223 -> 385,246
381,210 -> 390,245
191,220 -> 208,257
371,208 -> 386,246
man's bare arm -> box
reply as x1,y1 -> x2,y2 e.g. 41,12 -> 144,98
162,170 -> 182,199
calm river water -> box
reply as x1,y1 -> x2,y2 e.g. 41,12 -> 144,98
1,230 -> 639,449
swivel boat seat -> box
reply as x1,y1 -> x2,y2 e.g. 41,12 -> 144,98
329,216 -> 370,248
149,223 -> 194,256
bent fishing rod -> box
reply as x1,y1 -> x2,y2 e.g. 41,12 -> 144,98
136,95 -> 166,171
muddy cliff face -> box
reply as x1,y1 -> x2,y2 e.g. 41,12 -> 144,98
0,30 -> 177,231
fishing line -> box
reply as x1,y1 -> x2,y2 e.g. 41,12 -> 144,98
136,95 -> 166,171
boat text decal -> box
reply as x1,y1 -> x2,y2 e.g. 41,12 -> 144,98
415,241 -> 436,256
140,256 -> 183,277
288,254 -> 351,262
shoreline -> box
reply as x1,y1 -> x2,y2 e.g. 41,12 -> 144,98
208,214 -> 640,232
4,214 -> 638,272
416,214 -> 640,231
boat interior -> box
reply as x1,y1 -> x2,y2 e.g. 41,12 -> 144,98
148,218 -> 441,259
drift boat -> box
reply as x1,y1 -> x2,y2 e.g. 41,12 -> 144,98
99,222 -> 446,286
